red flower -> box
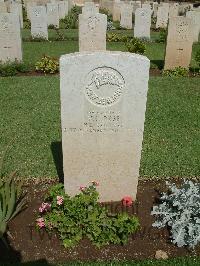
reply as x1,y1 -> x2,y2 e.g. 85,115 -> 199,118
122,196 -> 133,207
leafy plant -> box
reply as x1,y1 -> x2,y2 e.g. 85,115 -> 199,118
107,33 -> 121,42
36,182 -> 139,248
125,37 -> 146,55
195,49 -> 200,67
152,180 -> 200,248
35,55 -> 59,74
54,28 -> 65,41
100,8 -> 112,22
61,5 -> 82,29
162,67 -> 189,77
156,28 -> 167,43
0,173 -> 26,246
0,61 -> 31,77
48,24 -> 58,29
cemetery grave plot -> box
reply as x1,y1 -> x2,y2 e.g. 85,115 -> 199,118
0,179 -> 200,263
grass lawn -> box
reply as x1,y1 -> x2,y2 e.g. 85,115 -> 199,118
0,76 -> 199,179
21,29 -> 200,68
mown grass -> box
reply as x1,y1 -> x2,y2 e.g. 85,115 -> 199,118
1,256 -> 200,265
21,29 -> 200,68
0,76 -> 199,178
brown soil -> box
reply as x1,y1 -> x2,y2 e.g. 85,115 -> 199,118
0,179 -> 199,264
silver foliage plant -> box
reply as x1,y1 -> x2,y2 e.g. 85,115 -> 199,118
151,180 -> 200,248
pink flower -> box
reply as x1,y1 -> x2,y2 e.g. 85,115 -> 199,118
39,202 -> 51,213
79,185 -> 86,191
57,195 -> 64,205
92,181 -> 99,186
122,196 -> 133,207
36,217 -> 45,228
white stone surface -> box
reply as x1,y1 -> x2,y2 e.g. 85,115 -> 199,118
58,1 -> 67,19
134,8 -> 151,39
169,3 -> 179,18
0,2 -> 7,12
0,12 -> 22,62
9,2 -> 23,28
82,1 -> 99,16
156,5 -> 169,28
47,3 -> 59,28
113,0 -> 121,21
164,16 -> 193,70
30,6 -> 48,40
120,3 -> 133,29
79,12 -> 107,52
186,11 -> 200,42
60,51 -> 150,202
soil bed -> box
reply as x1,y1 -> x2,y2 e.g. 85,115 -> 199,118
0,179 -> 199,263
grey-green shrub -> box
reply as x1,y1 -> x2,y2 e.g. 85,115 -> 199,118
151,180 -> 200,248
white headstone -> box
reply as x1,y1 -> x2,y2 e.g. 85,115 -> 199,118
79,12 -> 107,52
186,11 -> 200,42
30,6 -> 48,40
0,12 -> 22,62
169,3 -> 179,18
134,8 -> 151,39
58,1 -> 67,19
47,3 -> 59,28
82,1 -> 99,16
156,6 -> 169,28
164,16 -> 193,70
120,3 -> 133,29
60,51 -> 150,202
113,0 -> 121,21
0,2 -> 7,12
9,2 -> 23,28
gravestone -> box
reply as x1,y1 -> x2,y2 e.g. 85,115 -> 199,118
134,8 -> 151,39
30,6 -> 48,40
113,0 -> 121,21
131,2 -> 141,14
9,2 -> 23,28
164,16 -> 193,70
186,11 -> 200,42
156,5 -> 169,28
0,2 -> 7,12
60,51 -> 150,202
0,12 -> 22,62
100,0 -> 113,14
79,10 -> 107,51
142,3 -> 151,10
82,1 -> 99,16
47,3 -> 59,28
169,3 -> 179,18
120,3 -> 133,29
58,1 -> 67,19
152,2 -> 158,18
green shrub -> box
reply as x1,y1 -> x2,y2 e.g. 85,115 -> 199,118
195,49 -> 200,67
162,67 -> 189,77
0,174 -> 26,247
125,37 -> 146,54
156,28 -> 167,43
54,28 -> 65,41
100,8 -> 113,21
0,61 -> 31,77
23,20 -> 31,29
107,33 -> 122,42
112,20 -> 121,30
36,182 -> 140,248
48,24 -> 58,29
35,55 -> 59,74
61,5 -> 82,29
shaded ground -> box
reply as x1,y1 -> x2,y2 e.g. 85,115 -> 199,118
0,179 -> 199,263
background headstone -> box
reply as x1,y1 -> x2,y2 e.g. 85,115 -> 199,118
164,16 -> 193,70
79,9 -> 107,51
134,8 -> 151,39
113,0 -> 121,22
0,12 -> 22,62
120,3 -> 133,29
186,11 -> 200,42
47,3 -> 59,28
156,5 -> 169,28
60,51 -> 150,202
30,6 -> 48,40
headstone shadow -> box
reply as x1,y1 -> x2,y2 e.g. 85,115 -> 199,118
51,141 -> 64,183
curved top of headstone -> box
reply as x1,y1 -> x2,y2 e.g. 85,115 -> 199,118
60,51 -> 150,64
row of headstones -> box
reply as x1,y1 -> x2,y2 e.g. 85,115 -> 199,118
110,1 -> 200,43
0,0 -> 199,70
